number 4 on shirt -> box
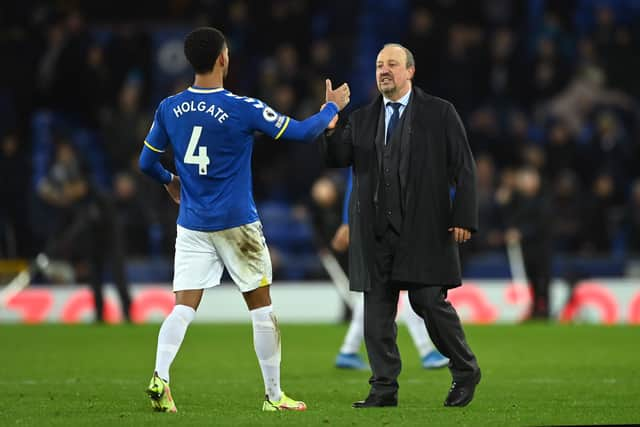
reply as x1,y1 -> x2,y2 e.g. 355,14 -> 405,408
184,125 -> 210,175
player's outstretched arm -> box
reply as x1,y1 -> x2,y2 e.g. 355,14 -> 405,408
248,79 -> 350,142
278,102 -> 339,141
277,79 -> 350,141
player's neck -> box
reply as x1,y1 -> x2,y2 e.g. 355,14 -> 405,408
193,72 -> 224,90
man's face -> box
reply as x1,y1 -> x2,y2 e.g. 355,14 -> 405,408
376,46 -> 414,97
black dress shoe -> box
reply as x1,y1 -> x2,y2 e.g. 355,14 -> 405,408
352,394 -> 398,408
444,370 -> 481,407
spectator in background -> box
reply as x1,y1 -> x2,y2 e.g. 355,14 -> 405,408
529,9 -> 575,61
274,43 -> 305,96
467,106 -> 501,158
468,155 -> 503,254
483,28 -> 521,103
551,170 -> 583,252
223,0 -> 252,91
36,140 -> 131,322
404,7 -> 443,92
494,166 -> 516,226
436,23 -> 484,117
309,175 -> 346,266
102,78 -> 151,174
575,37 -> 599,70
113,172 -> 154,256
592,5 -> 617,52
520,144 -> 546,172
502,111 -> 531,167
581,173 -> 615,254
525,36 -> 571,110
504,167 -> 552,319
256,59 -> 279,102
38,10 -> 110,127
307,40 -> 334,79
587,111 -> 633,203
36,140 -> 90,240
602,26 -> 640,99
0,133 -> 30,256
545,120 -> 578,180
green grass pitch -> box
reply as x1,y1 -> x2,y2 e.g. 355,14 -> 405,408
1,323 -> 639,426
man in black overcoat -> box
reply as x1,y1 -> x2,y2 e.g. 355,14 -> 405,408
320,44 -> 481,408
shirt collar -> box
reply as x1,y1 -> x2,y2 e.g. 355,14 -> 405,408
383,88 -> 412,108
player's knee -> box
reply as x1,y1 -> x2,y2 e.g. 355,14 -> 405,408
174,289 -> 203,309
171,304 -> 196,324
408,291 -> 433,314
254,313 -> 278,332
243,286 -> 272,310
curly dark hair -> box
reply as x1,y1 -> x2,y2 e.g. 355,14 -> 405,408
183,27 -> 226,74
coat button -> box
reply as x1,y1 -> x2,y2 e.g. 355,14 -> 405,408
387,210 -> 392,215
385,168 -> 390,173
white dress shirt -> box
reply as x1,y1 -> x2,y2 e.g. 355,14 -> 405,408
383,88 -> 412,144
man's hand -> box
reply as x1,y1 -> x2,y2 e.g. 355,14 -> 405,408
320,103 -> 339,129
325,79 -> 350,111
331,224 -> 350,252
164,175 -> 181,204
448,227 -> 471,243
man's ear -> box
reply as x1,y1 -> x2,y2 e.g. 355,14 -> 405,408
218,53 -> 226,68
407,66 -> 415,80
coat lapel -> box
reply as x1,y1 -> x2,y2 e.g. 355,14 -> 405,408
374,103 -> 386,173
359,96 -> 382,151
399,91 -> 415,209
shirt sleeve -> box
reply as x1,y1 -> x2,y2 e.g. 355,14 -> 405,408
239,97 -> 291,140
238,95 -> 338,141
144,101 -> 170,153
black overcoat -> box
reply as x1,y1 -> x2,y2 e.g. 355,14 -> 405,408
320,87 -> 478,291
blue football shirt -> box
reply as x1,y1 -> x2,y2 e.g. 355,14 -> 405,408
144,86 -> 294,232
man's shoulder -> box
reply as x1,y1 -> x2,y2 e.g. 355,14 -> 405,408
160,90 -> 189,106
154,90 -> 190,117
349,96 -> 382,121
412,87 -> 454,112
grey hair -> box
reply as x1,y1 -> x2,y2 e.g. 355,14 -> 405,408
382,43 -> 415,68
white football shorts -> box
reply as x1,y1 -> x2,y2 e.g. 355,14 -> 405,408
173,221 -> 272,293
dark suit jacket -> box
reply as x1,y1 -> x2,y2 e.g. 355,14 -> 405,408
320,87 -> 478,291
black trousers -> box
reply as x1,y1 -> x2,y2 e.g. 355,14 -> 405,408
45,198 -> 131,322
523,247 -> 552,318
87,216 -> 131,322
364,227 -> 480,397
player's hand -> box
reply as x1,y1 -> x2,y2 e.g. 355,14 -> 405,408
320,103 -> 339,129
325,79 -> 350,111
331,224 -> 350,252
448,226 -> 471,243
164,175 -> 181,204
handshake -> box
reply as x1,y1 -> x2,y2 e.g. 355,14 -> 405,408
323,78 -> 350,129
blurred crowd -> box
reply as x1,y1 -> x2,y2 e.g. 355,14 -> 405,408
1,0 -> 639,281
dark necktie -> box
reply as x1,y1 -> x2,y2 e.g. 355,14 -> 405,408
386,102 -> 402,145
